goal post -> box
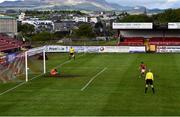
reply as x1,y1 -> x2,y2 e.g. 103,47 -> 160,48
25,47 -> 46,82
25,51 -> 28,82
43,50 -> 46,74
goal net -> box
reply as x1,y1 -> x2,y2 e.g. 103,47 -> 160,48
25,47 -> 46,82
0,53 -> 25,83
0,47 -> 46,83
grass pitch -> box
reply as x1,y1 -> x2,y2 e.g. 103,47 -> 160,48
0,53 -> 180,116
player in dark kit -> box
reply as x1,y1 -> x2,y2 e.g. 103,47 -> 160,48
139,62 -> 146,78
145,69 -> 155,94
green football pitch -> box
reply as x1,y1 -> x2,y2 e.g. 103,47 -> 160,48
0,53 -> 180,116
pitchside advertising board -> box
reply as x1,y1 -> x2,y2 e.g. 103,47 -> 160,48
0,56 -> 6,64
168,23 -> 180,29
129,47 -> 146,53
45,46 -> 146,53
112,23 -> 153,29
0,53 -> 19,65
46,46 -> 68,53
157,46 -> 180,53
99,46 -> 129,53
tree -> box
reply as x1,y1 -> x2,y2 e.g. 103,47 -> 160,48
31,32 -> 54,41
117,9 -> 180,23
119,14 -> 152,22
18,23 -> 35,35
152,9 -> 180,23
72,24 -> 95,38
95,21 -> 104,36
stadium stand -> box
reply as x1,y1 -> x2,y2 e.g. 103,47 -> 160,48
0,34 -> 28,52
118,37 -> 180,46
118,37 -> 144,46
114,23 -> 180,46
149,37 -> 180,46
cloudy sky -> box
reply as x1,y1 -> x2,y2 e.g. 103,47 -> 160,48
0,0 -> 180,9
107,0 -> 180,9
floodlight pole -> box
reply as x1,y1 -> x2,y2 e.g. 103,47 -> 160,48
43,50 -> 46,74
25,51 -> 28,82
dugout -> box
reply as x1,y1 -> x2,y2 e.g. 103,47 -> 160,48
112,22 -> 180,52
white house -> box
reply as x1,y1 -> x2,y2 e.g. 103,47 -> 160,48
18,12 -> 25,21
90,17 -> 98,23
73,17 -> 88,22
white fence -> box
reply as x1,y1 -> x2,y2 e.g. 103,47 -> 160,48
157,46 -> 180,53
45,45 -> 146,53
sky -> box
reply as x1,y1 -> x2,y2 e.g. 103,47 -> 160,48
107,0 -> 180,9
0,0 -> 180,9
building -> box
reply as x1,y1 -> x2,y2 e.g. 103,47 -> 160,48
18,12 -> 26,21
90,17 -> 98,23
0,15 -> 17,34
21,19 -> 54,32
54,21 -> 76,32
73,16 -> 88,23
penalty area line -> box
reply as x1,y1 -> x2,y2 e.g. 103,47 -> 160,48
0,54 -> 85,96
81,67 -> 107,91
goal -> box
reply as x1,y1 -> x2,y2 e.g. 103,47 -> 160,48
25,46 -> 46,82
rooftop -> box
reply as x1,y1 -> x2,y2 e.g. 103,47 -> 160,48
0,15 -> 16,19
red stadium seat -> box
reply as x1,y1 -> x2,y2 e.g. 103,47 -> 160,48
118,37 -> 144,46
118,37 -> 180,46
0,34 -> 27,52
149,37 -> 180,46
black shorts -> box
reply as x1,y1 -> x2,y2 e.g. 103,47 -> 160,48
146,79 -> 153,85
70,53 -> 74,56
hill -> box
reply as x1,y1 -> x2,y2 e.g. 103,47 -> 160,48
0,0 -> 148,12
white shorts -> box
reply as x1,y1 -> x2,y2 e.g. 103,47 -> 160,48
141,69 -> 145,73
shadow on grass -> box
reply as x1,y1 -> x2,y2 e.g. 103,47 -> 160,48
43,74 -> 84,79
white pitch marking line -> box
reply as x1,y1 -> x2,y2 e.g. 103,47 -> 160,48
0,74 -> 43,96
81,67 -> 107,91
0,54 -> 85,96
53,53 -> 85,69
